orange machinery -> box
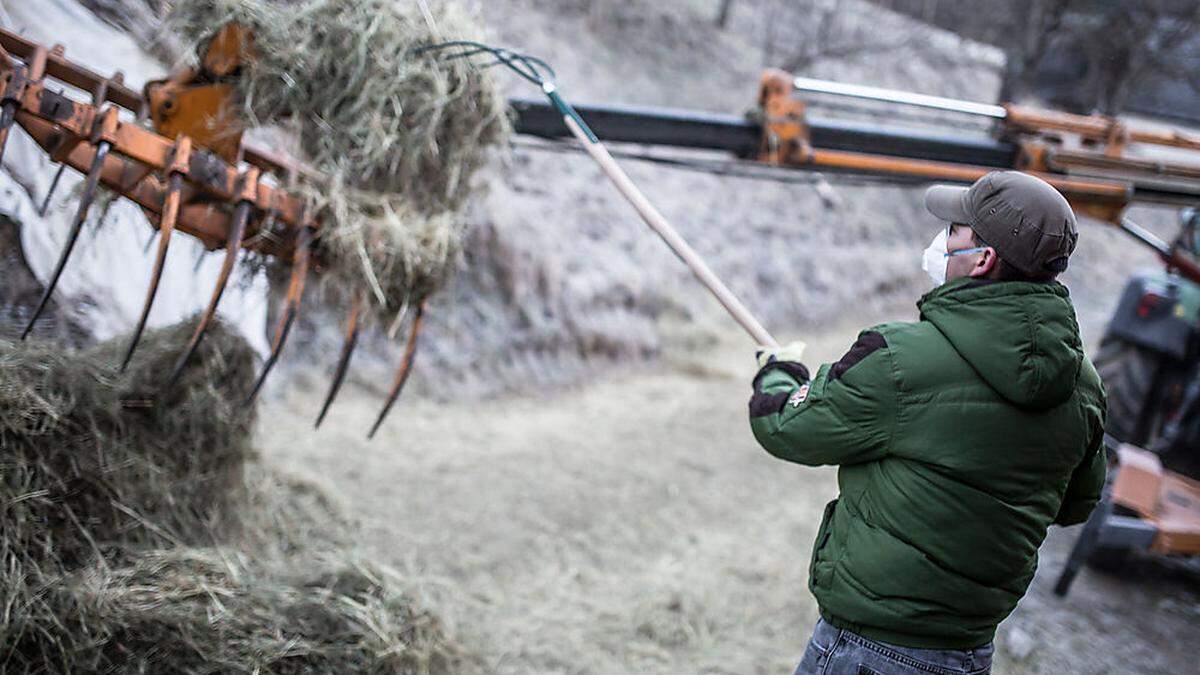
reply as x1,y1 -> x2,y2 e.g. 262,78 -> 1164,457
753,70 -> 1200,280
1054,442 -> 1200,595
515,68 -> 1200,281
0,24 -> 420,436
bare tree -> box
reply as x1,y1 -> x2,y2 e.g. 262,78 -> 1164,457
1066,0 -> 1200,114
763,0 -> 917,73
716,0 -> 736,28
872,0 -> 1200,116
996,0 -> 1071,103
873,0 -> 1068,103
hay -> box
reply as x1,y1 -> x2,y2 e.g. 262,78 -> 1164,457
168,0 -> 511,316
5,549 -> 457,674
315,184 -> 461,313
0,316 -> 257,567
0,320 -> 462,672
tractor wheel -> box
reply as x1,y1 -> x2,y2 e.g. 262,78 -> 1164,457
1093,337 -> 1162,446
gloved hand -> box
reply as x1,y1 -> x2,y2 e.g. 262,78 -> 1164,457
755,340 -> 807,369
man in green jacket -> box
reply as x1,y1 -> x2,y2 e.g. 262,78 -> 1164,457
750,171 -> 1107,675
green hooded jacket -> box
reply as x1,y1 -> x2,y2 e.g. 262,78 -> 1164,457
749,278 -> 1107,650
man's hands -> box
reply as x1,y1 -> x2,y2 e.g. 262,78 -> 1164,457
755,340 -> 808,369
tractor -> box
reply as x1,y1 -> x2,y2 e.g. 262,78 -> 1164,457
1053,209 -> 1200,595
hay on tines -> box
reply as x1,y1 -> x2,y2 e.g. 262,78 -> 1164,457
168,0 -> 511,317
0,316 -> 257,568
169,0 -> 508,210
316,184 -> 462,308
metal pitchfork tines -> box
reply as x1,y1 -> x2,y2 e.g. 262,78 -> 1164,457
21,106 -> 119,340
245,224 -> 313,405
120,136 -> 191,371
165,166 -> 257,388
0,27 -> 432,438
315,292 -> 364,429
368,301 -> 425,439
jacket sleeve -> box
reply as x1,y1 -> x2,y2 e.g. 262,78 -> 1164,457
748,330 -> 897,466
1053,425 -> 1108,526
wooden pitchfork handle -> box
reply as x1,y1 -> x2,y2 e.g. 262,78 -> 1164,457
553,90 -> 779,348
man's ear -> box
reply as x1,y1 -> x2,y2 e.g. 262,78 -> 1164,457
969,247 -> 999,278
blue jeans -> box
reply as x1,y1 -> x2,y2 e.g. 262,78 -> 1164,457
794,618 -> 993,675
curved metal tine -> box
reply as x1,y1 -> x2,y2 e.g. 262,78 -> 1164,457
119,172 -> 183,371
38,163 -> 66,217
314,294 -> 364,429
244,227 -> 314,405
367,301 -> 426,440
0,101 -> 17,166
20,140 -> 111,340
165,200 -> 250,388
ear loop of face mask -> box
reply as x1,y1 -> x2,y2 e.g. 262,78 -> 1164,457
945,246 -> 988,259
944,224 -> 988,259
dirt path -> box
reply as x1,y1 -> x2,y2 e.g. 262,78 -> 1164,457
258,319 -> 1199,674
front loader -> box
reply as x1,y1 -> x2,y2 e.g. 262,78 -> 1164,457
0,23 -> 423,436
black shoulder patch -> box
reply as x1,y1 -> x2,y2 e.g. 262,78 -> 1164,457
749,390 -> 790,418
829,331 -> 887,382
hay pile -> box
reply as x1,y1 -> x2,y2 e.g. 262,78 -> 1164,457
1,319 -> 460,672
168,0 -> 511,315
7,550 -> 455,673
0,317 -> 257,565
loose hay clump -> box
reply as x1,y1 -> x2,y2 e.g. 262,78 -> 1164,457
0,316 -> 257,567
6,549 -> 458,674
312,180 -> 461,310
168,0 -> 511,316
1,320 -> 464,672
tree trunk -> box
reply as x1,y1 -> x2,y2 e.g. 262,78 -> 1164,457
998,0 -> 1069,104
716,0 -> 734,28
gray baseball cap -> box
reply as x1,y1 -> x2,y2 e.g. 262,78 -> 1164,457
925,171 -> 1078,277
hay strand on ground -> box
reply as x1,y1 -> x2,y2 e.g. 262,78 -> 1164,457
5,549 -> 457,674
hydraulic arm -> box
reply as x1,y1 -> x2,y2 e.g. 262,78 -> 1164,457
513,70 -> 1200,281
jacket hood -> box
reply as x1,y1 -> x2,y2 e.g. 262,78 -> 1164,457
919,278 -> 1083,410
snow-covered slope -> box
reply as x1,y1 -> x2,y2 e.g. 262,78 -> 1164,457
0,0 -> 268,353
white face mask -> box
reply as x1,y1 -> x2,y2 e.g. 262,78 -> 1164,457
922,228 -> 990,287
922,229 -> 949,287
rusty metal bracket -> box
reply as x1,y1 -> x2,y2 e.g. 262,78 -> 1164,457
757,68 -> 812,166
